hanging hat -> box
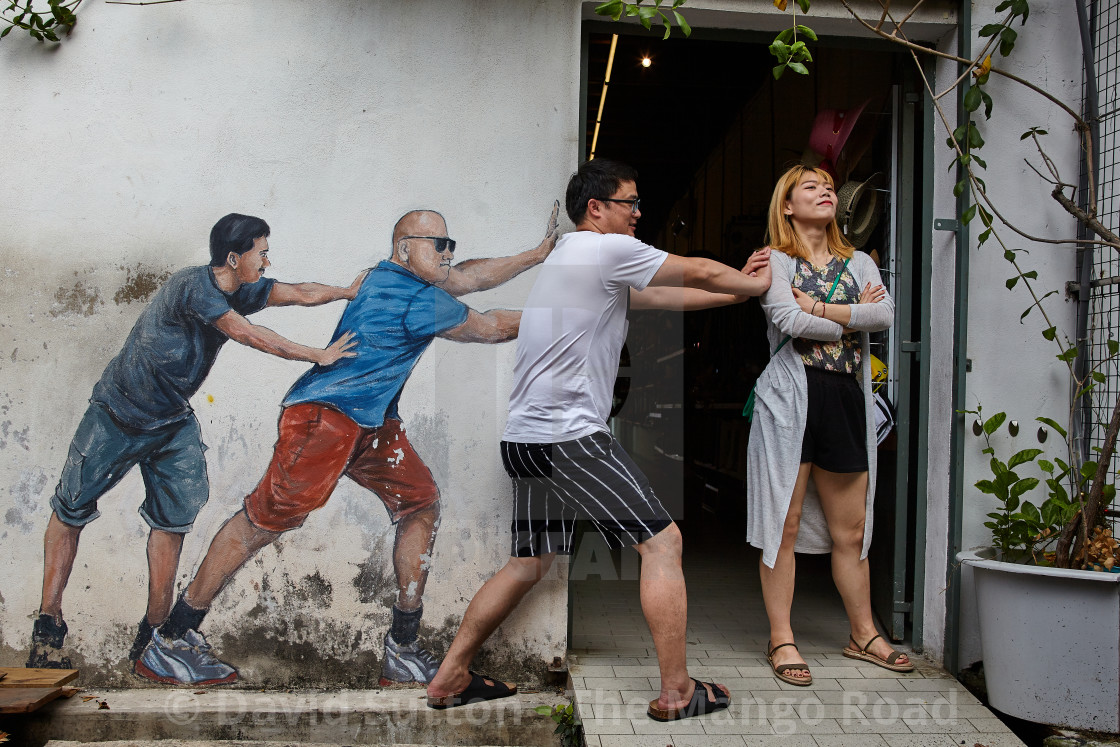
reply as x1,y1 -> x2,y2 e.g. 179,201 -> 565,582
806,99 -> 870,180
836,172 -> 883,249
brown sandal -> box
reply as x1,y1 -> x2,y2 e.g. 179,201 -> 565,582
842,634 -> 915,672
766,641 -> 812,686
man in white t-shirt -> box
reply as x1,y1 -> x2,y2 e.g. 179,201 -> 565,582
426,159 -> 771,721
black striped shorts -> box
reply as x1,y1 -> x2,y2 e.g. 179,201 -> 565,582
500,431 -> 673,557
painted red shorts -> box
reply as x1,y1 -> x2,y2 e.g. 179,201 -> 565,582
244,403 -> 439,532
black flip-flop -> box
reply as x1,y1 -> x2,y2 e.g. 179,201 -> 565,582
426,671 -> 518,709
646,677 -> 730,721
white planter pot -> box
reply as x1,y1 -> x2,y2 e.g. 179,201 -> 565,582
963,556 -> 1120,732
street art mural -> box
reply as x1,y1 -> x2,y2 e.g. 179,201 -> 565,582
25,205 -> 559,687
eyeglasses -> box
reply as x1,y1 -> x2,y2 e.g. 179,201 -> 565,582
597,197 -> 641,214
400,236 -> 456,254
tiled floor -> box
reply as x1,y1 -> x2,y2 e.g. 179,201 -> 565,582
567,529 -> 1024,747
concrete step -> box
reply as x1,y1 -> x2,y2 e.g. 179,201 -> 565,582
45,743 -> 528,747
8,687 -> 568,746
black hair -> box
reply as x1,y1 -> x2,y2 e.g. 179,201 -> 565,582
209,213 -> 271,267
564,159 -> 639,224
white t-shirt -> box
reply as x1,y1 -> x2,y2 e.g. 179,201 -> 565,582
503,231 -> 668,443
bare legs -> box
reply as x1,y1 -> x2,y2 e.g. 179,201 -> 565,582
392,504 -> 440,611
427,553 -> 557,697
759,466 -> 908,670
39,511 -> 184,626
815,470 -> 908,665
183,510 -> 281,609
427,522 -> 726,710
759,464 -> 813,679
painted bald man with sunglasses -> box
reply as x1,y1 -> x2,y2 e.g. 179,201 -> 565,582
138,206 -> 559,687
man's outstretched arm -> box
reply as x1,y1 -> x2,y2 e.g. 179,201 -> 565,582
440,203 -> 559,297
632,248 -> 771,310
213,311 -> 358,365
267,269 -> 369,307
438,309 -> 521,343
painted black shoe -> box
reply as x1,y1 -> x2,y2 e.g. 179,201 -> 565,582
26,613 -> 72,669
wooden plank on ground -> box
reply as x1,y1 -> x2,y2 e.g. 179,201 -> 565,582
0,687 -> 64,714
0,668 -> 78,688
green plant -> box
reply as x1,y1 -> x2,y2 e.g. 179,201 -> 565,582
2,0 -> 80,42
594,0 -> 691,40
535,701 -> 583,747
964,406 -> 1076,563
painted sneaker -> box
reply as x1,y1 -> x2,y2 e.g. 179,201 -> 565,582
127,617 -> 154,664
135,628 -> 237,686
26,613 -> 73,669
379,632 -> 440,685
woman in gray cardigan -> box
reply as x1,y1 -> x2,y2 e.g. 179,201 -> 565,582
746,165 -> 910,686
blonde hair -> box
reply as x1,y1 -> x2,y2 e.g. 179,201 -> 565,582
764,165 -> 854,261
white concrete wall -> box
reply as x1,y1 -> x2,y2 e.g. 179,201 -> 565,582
923,0 -> 1083,666
959,2 -> 1082,556
0,0 -> 580,686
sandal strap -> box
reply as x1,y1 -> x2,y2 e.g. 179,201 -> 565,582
768,641 -> 798,657
855,633 -> 883,653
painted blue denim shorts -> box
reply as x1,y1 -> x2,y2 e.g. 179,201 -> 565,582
50,402 -> 209,532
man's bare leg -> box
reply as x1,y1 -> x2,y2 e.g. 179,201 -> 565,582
183,510 -> 281,609
426,553 -> 554,699
635,522 -> 728,710
38,513 -> 82,622
146,529 -> 184,625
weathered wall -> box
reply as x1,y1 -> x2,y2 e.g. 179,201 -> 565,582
926,0 -> 1083,665
0,0 -> 579,687
959,2 -> 1083,555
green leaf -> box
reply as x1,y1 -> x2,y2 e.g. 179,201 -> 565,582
954,179 -> 967,198
978,23 -> 1004,37
788,62 -> 809,75
968,125 -> 986,149
975,479 -> 997,495
1038,459 -> 1054,474
1009,449 -> 1043,468
1023,270 -> 1037,279
1042,326 -> 1057,341
964,86 -> 982,112
1007,494 -> 1020,512
0,25 -> 11,38
796,0 -> 810,12
1037,417 -> 1068,438
962,204 -> 977,225
978,228 -> 992,245
1004,249 -> 1016,261
772,64 -> 787,80
776,27 -> 795,43
995,0 -> 1013,10
1006,276 -> 1019,290
973,155 -> 988,169
981,91 -> 994,119
1021,305 -> 1033,321
1081,462 -> 1098,478
662,16 -> 671,39
796,24 -> 818,40
1057,347 -> 1079,363
984,411 -> 1007,435
1092,370 -> 1107,383
1108,339 -> 1119,356
594,0 -> 624,17
535,705 -> 554,715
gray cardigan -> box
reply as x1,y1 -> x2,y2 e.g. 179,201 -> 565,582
746,250 -> 895,568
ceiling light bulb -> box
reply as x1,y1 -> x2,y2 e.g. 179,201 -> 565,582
641,57 -> 652,68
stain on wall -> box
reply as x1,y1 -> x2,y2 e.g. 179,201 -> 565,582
50,277 -> 102,317
113,264 -> 172,305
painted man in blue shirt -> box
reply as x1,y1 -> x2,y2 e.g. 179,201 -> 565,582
136,206 -> 558,686
28,214 -> 365,672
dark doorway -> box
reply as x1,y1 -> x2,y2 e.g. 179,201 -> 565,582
570,25 -> 927,650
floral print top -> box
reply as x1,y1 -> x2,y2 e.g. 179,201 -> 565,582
792,256 -> 862,376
